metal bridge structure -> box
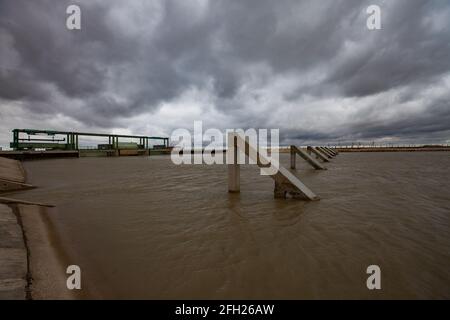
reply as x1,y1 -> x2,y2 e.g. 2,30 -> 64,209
10,129 -> 169,151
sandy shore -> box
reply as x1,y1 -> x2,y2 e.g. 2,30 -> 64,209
0,157 -> 79,300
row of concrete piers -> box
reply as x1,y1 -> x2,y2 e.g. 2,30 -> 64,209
227,134 -> 339,201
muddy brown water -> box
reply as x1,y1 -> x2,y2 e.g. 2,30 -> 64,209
12,152 -> 450,299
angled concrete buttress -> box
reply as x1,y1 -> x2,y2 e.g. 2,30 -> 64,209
307,146 -> 330,162
290,146 -> 326,170
317,147 -> 334,159
227,133 -> 319,200
324,147 -> 338,156
317,147 -> 334,158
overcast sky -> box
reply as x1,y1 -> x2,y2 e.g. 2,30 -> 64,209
1,0 -> 449,148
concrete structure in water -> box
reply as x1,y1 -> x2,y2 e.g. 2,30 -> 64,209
290,146 -> 326,170
317,147 -> 334,158
325,147 -> 337,157
227,133 -> 319,201
307,146 -> 330,162
326,147 -> 338,156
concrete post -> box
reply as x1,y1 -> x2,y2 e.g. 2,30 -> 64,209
290,146 -> 296,169
228,134 -> 240,193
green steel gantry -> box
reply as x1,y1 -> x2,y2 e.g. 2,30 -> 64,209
10,129 -> 169,151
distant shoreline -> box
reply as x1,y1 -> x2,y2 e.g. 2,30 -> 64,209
1,145 -> 449,161
276,146 -> 450,153
333,146 -> 450,152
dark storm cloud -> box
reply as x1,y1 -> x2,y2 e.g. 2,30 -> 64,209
350,95 -> 450,139
326,0 -> 450,97
0,0 -> 449,145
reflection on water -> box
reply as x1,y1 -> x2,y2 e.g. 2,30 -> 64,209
19,152 -> 450,299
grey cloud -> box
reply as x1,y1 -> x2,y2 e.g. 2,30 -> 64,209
326,0 -> 450,97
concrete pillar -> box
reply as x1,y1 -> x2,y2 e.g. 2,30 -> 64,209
290,146 -> 296,169
228,134 -> 240,193
12,130 -> 19,149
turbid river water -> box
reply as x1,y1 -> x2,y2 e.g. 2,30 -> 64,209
15,152 -> 450,299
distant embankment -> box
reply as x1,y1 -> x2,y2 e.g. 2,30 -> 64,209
335,146 -> 450,152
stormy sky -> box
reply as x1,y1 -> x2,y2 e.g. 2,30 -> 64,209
1,0 -> 450,148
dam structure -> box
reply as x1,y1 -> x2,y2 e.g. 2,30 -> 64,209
3,129 -> 171,159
